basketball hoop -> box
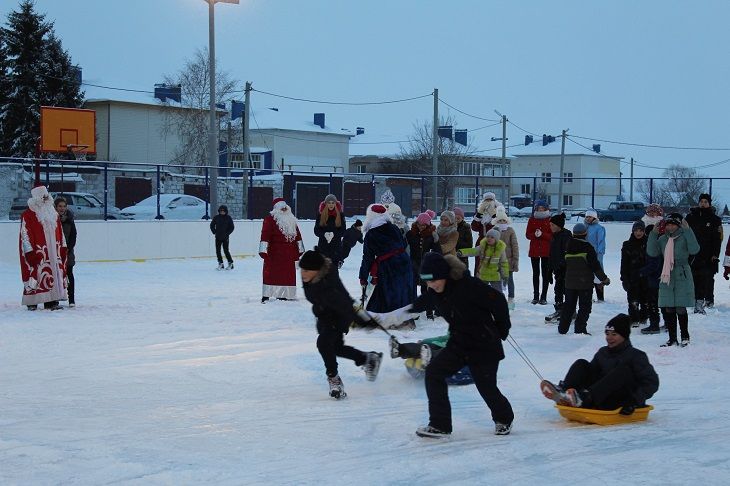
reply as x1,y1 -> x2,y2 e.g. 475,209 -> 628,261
66,144 -> 89,161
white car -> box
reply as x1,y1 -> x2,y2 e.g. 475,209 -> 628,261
120,194 -> 208,220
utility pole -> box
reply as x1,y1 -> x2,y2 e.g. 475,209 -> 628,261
558,129 -> 567,213
630,157 -> 634,201
243,81 -> 251,218
207,0 -> 218,212
432,88 -> 439,211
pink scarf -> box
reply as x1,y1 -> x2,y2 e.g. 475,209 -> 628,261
660,234 -> 676,284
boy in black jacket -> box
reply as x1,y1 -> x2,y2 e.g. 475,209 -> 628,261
559,223 -> 610,335
299,250 -> 383,399
210,205 -> 235,270
546,212 -> 572,322
382,252 -> 514,438
339,219 -> 364,265
541,314 -> 659,413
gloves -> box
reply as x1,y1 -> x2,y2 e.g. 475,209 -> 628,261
619,404 -> 636,416
724,266 -> 730,280
622,281 -> 629,291
534,229 -> 542,238
259,252 -> 267,259
25,251 -> 41,267
602,277 -> 611,286
324,232 -> 334,243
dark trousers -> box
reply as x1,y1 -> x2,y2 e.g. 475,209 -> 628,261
215,238 -> 233,264
692,263 -> 715,303
661,307 -> 689,342
626,279 -> 650,323
399,342 -> 442,360
317,326 -> 366,377
553,268 -> 565,306
67,264 -> 75,304
531,257 -> 551,300
562,359 -> 635,409
559,288 -> 592,334
424,346 -> 513,433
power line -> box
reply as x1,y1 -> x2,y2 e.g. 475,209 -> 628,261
438,99 -> 499,122
251,88 -> 433,106
570,134 -> 730,151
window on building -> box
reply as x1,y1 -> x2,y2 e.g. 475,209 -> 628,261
563,195 -> 573,206
520,183 -> 531,195
356,164 -> 367,174
541,172 -> 552,183
455,187 -> 477,206
563,172 -> 573,183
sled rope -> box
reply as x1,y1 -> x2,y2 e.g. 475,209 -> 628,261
506,336 -> 544,381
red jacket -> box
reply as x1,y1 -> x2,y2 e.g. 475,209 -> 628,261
526,216 -> 553,258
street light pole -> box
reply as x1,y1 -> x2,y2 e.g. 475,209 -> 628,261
205,0 -> 239,213
207,0 -> 218,212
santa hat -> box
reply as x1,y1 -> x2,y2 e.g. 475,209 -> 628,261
363,203 -> 392,232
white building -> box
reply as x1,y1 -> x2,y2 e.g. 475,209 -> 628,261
509,150 -> 622,210
248,108 -> 353,174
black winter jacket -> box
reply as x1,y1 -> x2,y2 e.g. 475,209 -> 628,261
588,340 -> 659,406
303,259 -> 370,334
685,206 -> 722,265
620,233 -> 648,287
60,209 -> 77,267
340,225 -> 363,261
410,255 -> 510,362
564,236 -> 608,290
549,228 -> 572,273
210,206 -> 235,240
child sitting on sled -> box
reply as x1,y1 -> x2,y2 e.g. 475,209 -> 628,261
541,313 -> 659,414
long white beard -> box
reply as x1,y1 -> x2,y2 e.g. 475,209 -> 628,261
29,198 -> 59,230
271,209 -> 298,242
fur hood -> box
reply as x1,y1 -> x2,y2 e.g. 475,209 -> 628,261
444,254 -> 467,280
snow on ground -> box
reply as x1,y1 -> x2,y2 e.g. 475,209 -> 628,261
2,242 -> 730,485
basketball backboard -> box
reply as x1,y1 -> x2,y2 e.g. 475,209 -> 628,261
40,106 -> 96,154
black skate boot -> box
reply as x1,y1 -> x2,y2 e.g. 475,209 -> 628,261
327,374 -> 346,399
363,352 -> 383,381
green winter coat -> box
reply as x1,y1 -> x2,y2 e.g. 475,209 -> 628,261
646,227 -> 700,307
460,239 -> 509,282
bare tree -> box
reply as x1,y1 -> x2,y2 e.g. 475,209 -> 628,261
398,116 -> 476,211
636,164 -> 708,212
161,47 -> 237,171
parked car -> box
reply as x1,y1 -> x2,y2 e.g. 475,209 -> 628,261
596,201 -> 646,222
120,194 -> 208,220
9,192 -> 121,220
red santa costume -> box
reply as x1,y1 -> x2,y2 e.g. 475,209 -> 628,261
259,198 -> 305,300
19,184 -> 68,308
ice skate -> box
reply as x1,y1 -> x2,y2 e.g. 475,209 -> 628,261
419,344 -> 432,367
389,335 -> 400,358
416,425 -> 450,438
327,374 -> 346,399
363,352 -> 383,381
494,422 -> 512,436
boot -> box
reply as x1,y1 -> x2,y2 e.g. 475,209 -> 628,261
678,312 -> 690,343
363,352 -> 383,381
694,300 -> 706,315
327,374 -> 346,399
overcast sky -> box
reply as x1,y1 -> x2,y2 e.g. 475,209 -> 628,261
3,0 -> 730,189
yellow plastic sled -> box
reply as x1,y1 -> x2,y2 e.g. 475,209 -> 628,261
555,404 -> 654,425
